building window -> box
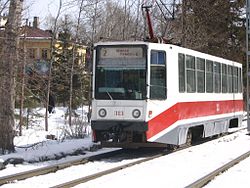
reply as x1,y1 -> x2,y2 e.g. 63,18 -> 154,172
41,48 -> 49,60
28,48 -> 36,59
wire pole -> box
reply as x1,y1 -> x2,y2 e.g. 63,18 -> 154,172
246,0 -> 250,132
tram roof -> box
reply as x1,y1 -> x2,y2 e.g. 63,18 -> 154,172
94,41 -> 241,67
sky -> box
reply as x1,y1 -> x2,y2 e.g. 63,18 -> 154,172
26,0 -> 59,17
24,0 -> 65,28
0,107 -> 250,187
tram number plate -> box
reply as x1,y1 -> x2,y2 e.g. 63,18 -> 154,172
114,110 -> 124,116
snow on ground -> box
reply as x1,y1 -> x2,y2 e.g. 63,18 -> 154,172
0,107 -> 95,174
205,154 -> 250,188
74,127 -> 250,188
1,108 -> 250,187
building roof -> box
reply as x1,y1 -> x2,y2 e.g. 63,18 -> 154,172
21,26 -> 52,39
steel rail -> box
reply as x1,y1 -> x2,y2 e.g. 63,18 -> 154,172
0,149 -> 121,185
0,126 -> 245,186
50,153 -> 167,188
185,150 -> 250,188
50,127 -> 247,188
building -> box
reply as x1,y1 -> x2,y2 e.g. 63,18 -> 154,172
19,17 -> 87,75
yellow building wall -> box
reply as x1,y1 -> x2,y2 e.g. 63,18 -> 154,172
20,38 -> 86,65
20,39 -> 51,60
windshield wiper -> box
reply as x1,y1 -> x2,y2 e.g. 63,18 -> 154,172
106,91 -> 113,100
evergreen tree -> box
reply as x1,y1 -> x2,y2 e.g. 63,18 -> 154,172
52,30 -> 72,106
178,0 -> 245,62
52,17 -> 89,109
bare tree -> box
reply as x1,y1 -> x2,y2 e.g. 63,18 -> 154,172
45,0 -> 62,131
0,0 -> 9,15
18,24 -> 27,136
83,0 -> 143,42
0,0 -> 23,153
134,0 -> 142,40
68,0 -> 84,126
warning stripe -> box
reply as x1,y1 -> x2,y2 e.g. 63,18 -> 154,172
147,100 -> 243,139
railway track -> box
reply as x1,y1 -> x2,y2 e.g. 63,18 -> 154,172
0,148 -> 122,186
50,128 -> 247,188
0,148 -> 168,187
50,152 -> 167,188
185,149 -> 250,188
50,131 -> 249,188
0,126 -> 246,187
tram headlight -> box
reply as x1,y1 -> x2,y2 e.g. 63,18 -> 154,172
132,109 -> 141,118
98,108 -> 107,118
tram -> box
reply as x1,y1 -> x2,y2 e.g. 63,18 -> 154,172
91,41 -> 243,148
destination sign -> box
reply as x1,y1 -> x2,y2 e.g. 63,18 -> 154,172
100,47 -> 143,59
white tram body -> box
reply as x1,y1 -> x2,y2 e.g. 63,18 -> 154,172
91,41 -> 243,147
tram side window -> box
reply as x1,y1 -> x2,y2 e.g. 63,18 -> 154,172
214,62 -> 221,93
206,60 -> 213,93
196,57 -> 205,93
233,67 -> 238,93
186,55 -> 196,93
228,65 -> 233,93
150,50 -> 166,99
222,64 -> 228,93
239,68 -> 242,93
178,53 -> 185,93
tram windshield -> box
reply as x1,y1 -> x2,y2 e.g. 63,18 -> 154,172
95,45 -> 147,100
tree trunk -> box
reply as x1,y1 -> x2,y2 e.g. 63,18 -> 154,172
0,0 -> 23,153
181,0 -> 187,47
19,25 -> 27,136
68,49 -> 74,127
45,0 -> 62,131
68,0 -> 84,126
